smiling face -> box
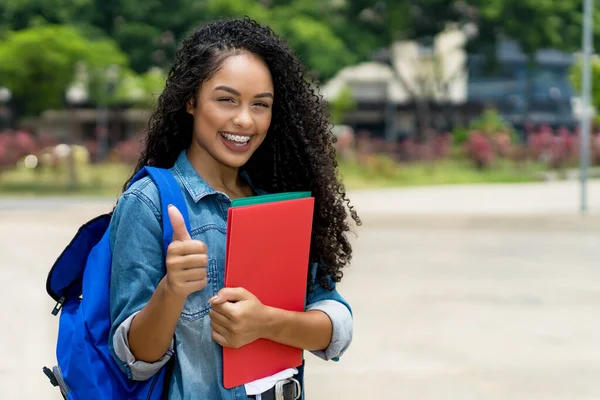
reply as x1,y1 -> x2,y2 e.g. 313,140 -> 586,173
186,51 -> 274,171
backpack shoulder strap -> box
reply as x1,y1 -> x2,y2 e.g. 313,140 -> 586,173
141,166 -> 191,254
45,166 -> 189,306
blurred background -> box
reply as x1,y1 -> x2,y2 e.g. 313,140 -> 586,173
2,1 -> 600,399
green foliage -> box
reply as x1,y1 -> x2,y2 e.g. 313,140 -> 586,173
200,0 -> 357,81
451,124 -> 470,146
0,0 -> 597,116
452,108 -> 517,145
329,85 -> 357,125
112,67 -> 167,107
0,0 -> 94,31
0,24 -> 127,115
569,55 -> 600,116
112,23 -> 163,73
201,0 -> 270,21
468,108 -> 513,134
478,0 -> 582,55
271,14 -> 356,80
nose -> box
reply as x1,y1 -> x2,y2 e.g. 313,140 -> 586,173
233,107 -> 253,130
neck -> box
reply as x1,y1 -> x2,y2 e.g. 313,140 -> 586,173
187,143 -> 240,192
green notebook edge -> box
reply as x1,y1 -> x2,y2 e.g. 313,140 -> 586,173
231,191 -> 312,207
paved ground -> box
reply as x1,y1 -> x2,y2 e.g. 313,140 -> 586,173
349,179 -> 600,217
2,181 -> 600,399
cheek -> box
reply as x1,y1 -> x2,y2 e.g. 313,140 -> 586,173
195,104 -> 223,132
257,111 -> 272,134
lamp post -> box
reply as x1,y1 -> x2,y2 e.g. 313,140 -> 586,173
371,49 -> 398,144
580,0 -> 593,214
97,64 -> 120,162
0,87 -> 12,130
65,84 -> 88,189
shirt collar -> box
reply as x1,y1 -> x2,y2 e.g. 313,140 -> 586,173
172,150 -> 267,202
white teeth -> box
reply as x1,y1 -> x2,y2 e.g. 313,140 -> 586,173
220,132 -> 251,144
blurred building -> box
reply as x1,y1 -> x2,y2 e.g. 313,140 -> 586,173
20,107 -> 150,144
323,32 -> 578,140
323,25 -> 475,141
468,38 -> 577,130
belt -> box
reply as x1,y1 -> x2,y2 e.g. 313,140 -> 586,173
249,378 -> 301,400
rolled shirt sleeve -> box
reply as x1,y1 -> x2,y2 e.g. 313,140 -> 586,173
111,310 -> 175,381
306,299 -> 353,361
305,263 -> 354,361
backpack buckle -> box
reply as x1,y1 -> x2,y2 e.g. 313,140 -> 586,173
52,297 -> 65,316
43,366 -> 59,387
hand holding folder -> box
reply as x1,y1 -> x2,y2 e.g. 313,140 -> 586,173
222,192 -> 314,388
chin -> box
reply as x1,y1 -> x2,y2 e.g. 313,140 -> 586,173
216,152 -> 254,169
215,136 -> 264,168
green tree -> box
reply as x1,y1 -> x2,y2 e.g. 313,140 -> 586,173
269,12 -> 357,80
0,0 -> 95,31
3,0 -> 600,85
570,55 -> 600,119
329,85 -> 357,125
112,67 -> 167,107
111,22 -> 163,73
0,24 -> 128,115
199,0 -> 356,81
475,0 -> 584,56
0,0 -> 372,82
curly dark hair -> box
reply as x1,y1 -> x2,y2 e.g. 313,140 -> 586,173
122,16 -> 361,291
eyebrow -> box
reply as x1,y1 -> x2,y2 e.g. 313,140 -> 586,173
214,85 -> 273,99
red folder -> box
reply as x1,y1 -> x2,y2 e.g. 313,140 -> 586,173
222,196 -> 315,389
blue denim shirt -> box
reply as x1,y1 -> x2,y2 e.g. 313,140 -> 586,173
108,150 -> 353,399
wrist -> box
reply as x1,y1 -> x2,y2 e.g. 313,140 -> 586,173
158,277 -> 187,308
260,305 -> 286,342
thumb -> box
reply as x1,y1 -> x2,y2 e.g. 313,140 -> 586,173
209,287 -> 249,305
168,204 -> 191,241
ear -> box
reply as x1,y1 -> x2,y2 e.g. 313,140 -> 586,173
185,97 -> 196,115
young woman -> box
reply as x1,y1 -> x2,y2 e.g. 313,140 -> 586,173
108,17 -> 361,400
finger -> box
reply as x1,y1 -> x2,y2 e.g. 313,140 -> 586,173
166,276 -> 207,295
209,309 -> 232,325
209,287 -> 248,304
167,254 -> 208,270
210,301 -> 237,319
169,241 -> 208,256
184,279 -> 208,293
177,267 -> 207,283
208,294 -> 227,305
168,204 -> 191,241
210,320 -> 230,337
211,329 -> 229,348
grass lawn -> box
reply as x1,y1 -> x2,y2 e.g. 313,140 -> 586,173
338,158 -> 546,189
0,157 -> 547,197
0,163 -> 134,198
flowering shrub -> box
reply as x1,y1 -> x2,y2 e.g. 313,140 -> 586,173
465,131 -> 495,169
110,134 -> 144,165
0,131 -> 38,170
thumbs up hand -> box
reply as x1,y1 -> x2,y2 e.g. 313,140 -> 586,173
164,204 -> 208,298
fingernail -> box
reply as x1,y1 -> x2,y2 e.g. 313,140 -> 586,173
168,204 -> 174,209
209,295 -> 219,303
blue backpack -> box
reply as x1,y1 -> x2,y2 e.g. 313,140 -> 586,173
43,166 -> 190,400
